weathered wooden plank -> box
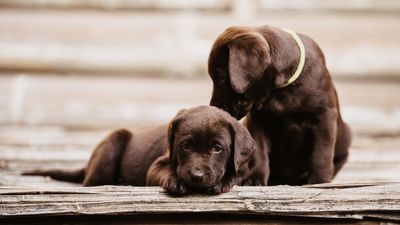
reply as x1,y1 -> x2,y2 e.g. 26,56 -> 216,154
1,214 -> 392,225
1,163 -> 399,187
2,163 -> 399,188
2,74 -> 400,129
1,183 -> 399,220
0,172 -> 82,188
3,0 -> 400,13
1,144 -> 398,162
0,127 -> 394,147
1,8 -> 400,78
0,0 -> 231,11
0,126 -> 106,146
259,0 -> 400,12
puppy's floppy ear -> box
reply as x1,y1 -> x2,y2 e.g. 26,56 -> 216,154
228,32 -> 270,94
229,119 -> 257,173
167,109 -> 186,163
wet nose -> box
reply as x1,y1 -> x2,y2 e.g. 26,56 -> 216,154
190,169 -> 205,181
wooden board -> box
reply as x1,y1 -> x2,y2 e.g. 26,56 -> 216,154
1,183 -> 400,221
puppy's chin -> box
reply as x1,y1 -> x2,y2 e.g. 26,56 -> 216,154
185,181 -> 215,190
180,176 -> 217,190
178,173 -> 220,190
235,110 -> 248,120
230,107 -> 249,120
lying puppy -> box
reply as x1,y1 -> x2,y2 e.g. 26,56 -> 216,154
208,25 -> 352,185
147,106 -> 267,195
24,106 -> 266,194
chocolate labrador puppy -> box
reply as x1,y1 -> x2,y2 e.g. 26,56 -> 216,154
208,25 -> 352,185
147,106 -> 267,195
24,106 -> 266,194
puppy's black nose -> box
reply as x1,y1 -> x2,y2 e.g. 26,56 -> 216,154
190,169 -> 205,181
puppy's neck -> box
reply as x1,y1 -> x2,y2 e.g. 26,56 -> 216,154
257,26 -> 302,88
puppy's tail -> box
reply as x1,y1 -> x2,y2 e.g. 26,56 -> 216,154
22,168 -> 85,183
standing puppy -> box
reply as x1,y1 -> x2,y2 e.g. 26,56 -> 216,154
208,25 -> 351,185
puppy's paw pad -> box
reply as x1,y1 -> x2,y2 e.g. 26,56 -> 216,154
207,185 -> 222,195
241,179 -> 254,186
207,182 -> 233,195
221,184 -> 234,193
162,176 -> 188,195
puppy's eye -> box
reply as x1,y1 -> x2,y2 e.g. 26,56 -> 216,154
216,76 -> 226,84
212,144 -> 224,153
213,71 -> 226,84
180,141 -> 191,151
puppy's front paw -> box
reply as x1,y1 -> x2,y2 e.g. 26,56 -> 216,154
307,175 -> 331,184
242,178 -> 266,186
207,181 -> 234,195
162,175 -> 189,195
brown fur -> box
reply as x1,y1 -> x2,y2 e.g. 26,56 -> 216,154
208,25 -> 352,185
146,106 -> 268,195
24,106 -> 266,194
23,126 -> 167,186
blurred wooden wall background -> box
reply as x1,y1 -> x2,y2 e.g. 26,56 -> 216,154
0,0 -> 399,187
0,0 -> 400,77
0,0 -> 399,129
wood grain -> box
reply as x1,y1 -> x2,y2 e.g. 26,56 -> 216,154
1,183 -> 399,221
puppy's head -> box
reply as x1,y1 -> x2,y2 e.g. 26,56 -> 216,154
168,106 -> 256,190
208,26 -> 271,119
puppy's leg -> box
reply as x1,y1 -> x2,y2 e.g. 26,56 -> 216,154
241,170 -> 269,186
240,153 -> 270,187
308,111 -> 337,184
146,153 -> 189,195
333,122 -> 351,176
208,175 -> 239,194
210,163 -> 268,194
210,130 -> 271,193
242,118 -> 271,186
82,129 -> 132,186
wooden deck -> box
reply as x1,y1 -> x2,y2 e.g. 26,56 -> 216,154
1,183 -> 400,223
1,126 -> 400,188
0,77 -> 400,224
1,1 -> 400,223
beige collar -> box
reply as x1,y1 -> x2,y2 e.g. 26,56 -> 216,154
275,28 -> 306,89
